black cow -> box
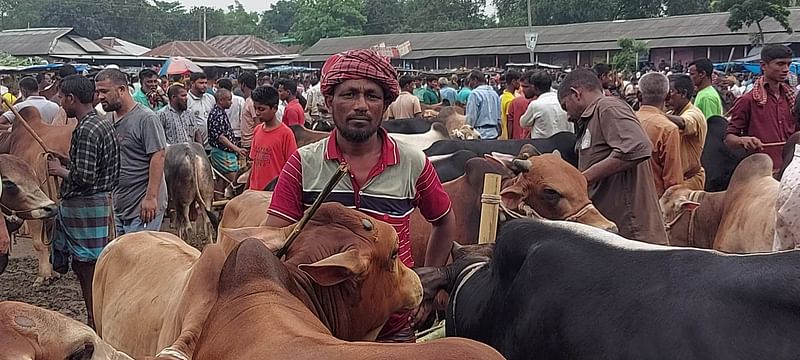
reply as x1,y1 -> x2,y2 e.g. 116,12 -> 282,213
425,132 -> 578,167
430,150 -> 478,183
417,219 -> 800,360
701,115 -> 746,191
382,117 -> 435,134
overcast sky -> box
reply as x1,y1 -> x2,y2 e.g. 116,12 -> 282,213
178,0 -> 494,15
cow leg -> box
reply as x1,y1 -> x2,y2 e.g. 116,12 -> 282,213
28,220 -> 57,285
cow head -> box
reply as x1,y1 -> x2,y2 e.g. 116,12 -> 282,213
450,125 -> 481,140
0,301 -> 133,360
497,146 -> 618,233
231,203 -> 422,342
0,154 -> 57,220
659,185 -> 700,229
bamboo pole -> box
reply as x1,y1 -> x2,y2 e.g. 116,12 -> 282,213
478,173 -> 502,244
275,164 -> 349,258
1,97 -> 52,154
762,141 -> 787,148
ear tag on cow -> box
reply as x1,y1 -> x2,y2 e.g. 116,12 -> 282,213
361,218 -> 373,231
680,201 -> 700,211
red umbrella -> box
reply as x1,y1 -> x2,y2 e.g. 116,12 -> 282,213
159,57 -> 203,76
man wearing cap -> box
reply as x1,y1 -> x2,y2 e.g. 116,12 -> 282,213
265,49 -> 457,342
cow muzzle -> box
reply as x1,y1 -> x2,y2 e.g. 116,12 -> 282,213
566,203 -> 618,234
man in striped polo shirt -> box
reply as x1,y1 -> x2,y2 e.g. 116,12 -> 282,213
265,49 -> 457,342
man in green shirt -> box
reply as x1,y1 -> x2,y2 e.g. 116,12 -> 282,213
420,75 -> 440,105
688,58 -> 723,119
457,83 -> 472,106
132,68 -> 167,111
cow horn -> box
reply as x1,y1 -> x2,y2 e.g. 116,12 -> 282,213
451,242 -> 463,258
512,159 -> 532,173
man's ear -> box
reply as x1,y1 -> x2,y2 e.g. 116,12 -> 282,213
298,249 -> 365,287
324,95 -> 334,110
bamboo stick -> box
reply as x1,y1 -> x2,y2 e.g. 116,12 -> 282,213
478,173 -> 502,244
1,97 -> 52,154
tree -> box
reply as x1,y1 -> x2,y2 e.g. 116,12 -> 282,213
612,38 -> 648,75
401,0 -> 486,32
291,0 -> 366,46
261,0 -> 298,35
364,0 -> 402,35
663,0 -> 710,16
712,0 -> 792,46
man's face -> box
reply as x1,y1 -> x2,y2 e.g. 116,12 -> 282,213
192,78 -> 208,94
95,79 -> 126,112
142,75 -> 159,92
688,65 -> 704,88
428,80 -> 439,90
57,91 -> 76,118
600,73 -> 614,89
665,85 -> 683,112
762,58 -> 791,83
510,79 -> 520,91
277,85 -> 289,101
559,87 -> 587,121
172,88 -> 188,111
254,103 -> 277,123
326,79 -> 385,143
520,79 -> 536,99
217,93 -> 232,110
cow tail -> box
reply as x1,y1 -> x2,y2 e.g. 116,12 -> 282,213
193,155 -> 219,232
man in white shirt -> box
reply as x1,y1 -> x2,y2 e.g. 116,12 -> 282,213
519,70 -> 573,139
186,72 -> 216,151
0,76 -> 60,124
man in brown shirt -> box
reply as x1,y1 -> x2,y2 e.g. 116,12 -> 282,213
558,69 -> 668,245
385,75 -> 422,119
636,72 -> 683,196
666,74 -> 707,190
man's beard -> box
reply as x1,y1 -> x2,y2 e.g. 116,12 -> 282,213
175,101 -> 187,112
102,99 -> 122,112
337,122 -> 378,143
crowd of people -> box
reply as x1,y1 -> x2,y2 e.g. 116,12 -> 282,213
0,43 -> 798,341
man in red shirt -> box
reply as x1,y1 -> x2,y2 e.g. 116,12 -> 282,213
507,94 -> 533,139
265,49 -> 457,342
277,78 -> 305,127
725,44 -> 798,171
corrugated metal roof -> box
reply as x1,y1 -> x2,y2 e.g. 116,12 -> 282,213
95,37 -> 151,56
144,41 -> 228,58
298,9 -> 800,61
66,35 -> 104,53
205,35 -> 290,57
0,27 -> 74,56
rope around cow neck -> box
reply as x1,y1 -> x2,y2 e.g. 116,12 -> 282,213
663,191 -> 701,247
449,261 -> 487,337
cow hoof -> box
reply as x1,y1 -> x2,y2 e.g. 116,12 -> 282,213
32,273 -> 59,287
0,253 -> 7,275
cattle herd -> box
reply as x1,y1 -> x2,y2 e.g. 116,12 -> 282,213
2,105 -> 800,360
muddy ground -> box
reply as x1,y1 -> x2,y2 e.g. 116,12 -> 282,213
0,217 -> 210,325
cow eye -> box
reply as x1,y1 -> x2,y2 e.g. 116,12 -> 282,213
67,342 -> 94,360
2,179 -> 17,192
543,188 -> 561,201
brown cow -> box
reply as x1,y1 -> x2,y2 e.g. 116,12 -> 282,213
0,106 -> 74,283
94,203 -> 421,358
193,239 -> 504,360
0,301 -> 134,360
164,142 -> 217,244
219,190 -> 273,228
291,124 -> 328,148
411,150 -> 616,266
660,185 -> 725,249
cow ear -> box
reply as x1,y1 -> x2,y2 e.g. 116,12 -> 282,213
219,225 -> 295,255
679,200 -> 700,211
552,149 -> 562,159
518,144 -> 542,159
299,249 -> 366,287
500,184 -> 525,209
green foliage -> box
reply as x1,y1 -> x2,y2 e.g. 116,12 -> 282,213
400,0 -> 486,32
494,0 -> 711,26
0,52 -> 43,66
260,0 -> 298,35
291,0 -> 367,46
364,0 -> 402,35
612,38 -> 648,75
711,0 -> 792,45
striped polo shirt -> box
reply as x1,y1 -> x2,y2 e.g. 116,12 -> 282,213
268,129 -> 451,267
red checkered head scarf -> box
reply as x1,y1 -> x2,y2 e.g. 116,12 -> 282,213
320,49 -> 400,107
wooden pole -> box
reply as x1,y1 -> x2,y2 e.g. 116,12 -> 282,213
2,97 -> 52,154
478,173 -> 502,244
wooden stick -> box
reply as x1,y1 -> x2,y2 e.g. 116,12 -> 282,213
275,164 -> 349,258
478,173 -> 502,244
762,141 -> 787,148
1,97 -> 52,154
